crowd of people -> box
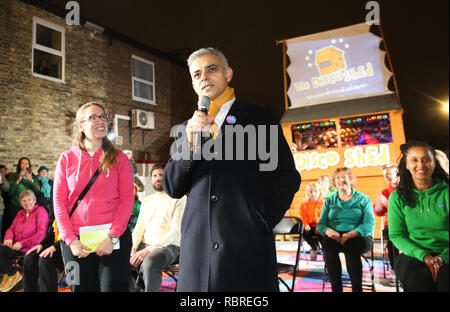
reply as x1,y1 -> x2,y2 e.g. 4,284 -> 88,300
289,144 -> 449,292
0,47 -> 448,293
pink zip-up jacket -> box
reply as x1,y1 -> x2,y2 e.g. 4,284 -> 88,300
53,146 -> 134,246
3,204 -> 49,253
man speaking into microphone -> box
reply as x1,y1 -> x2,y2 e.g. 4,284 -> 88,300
163,47 -> 301,292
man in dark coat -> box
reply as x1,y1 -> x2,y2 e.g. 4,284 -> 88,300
163,47 -> 301,291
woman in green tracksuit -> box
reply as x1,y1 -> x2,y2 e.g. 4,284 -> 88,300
388,140 -> 449,292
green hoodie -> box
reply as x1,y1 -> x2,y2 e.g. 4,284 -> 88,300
388,179 -> 449,264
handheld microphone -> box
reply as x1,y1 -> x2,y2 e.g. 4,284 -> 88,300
193,96 -> 210,158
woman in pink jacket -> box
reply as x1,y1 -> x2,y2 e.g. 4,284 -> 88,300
53,102 -> 134,292
0,190 -> 48,292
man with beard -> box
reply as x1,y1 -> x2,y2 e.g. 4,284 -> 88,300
130,163 -> 186,292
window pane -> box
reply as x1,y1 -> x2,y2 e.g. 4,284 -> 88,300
133,80 -> 153,101
339,114 -> 393,147
36,23 -> 61,51
291,120 -> 338,151
132,58 -> 153,82
33,49 -> 62,79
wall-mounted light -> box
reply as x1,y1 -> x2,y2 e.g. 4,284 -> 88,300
83,21 -> 104,36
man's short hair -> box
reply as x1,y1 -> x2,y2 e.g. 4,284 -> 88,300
150,163 -> 165,176
187,47 -> 229,70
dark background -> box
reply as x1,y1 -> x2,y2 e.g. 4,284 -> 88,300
45,0 -> 449,152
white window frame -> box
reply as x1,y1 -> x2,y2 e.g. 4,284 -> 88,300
131,54 -> 156,105
32,16 -> 65,83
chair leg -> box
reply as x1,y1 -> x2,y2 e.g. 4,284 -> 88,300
322,262 -> 327,292
299,237 -> 309,266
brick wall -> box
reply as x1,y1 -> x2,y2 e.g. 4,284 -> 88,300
0,0 -> 195,177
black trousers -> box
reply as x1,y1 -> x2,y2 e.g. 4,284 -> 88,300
23,246 -> 64,292
323,234 -> 372,292
396,253 -> 449,292
0,245 -> 24,275
302,226 -> 322,251
60,228 -> 132,292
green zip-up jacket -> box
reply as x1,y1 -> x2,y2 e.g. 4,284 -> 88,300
317,188 -> 375,237
8,172 -> 40,207
388,179 -> 449,264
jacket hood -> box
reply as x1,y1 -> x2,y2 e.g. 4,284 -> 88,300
413,179 -> 448,214
69,145 -> 108,181
413,179 -> 448,195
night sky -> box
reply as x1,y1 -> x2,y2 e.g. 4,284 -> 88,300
45,0 -> 449,152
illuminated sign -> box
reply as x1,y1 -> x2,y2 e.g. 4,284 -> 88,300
294,144 -> 390,171
285,23 -> 393,108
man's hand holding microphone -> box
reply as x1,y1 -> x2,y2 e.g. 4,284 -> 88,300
186,96 -> 212,155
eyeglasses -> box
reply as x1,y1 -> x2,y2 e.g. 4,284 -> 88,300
82,113 -> 110,122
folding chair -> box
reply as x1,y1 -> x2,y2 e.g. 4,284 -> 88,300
273,216 -> 303,292
380,216 -> 391,278
360,244 -> 376,292
300,227 -> 323,264
391,247 -> 402,292
322,236 -> 375,292
133,257 -> 179,291
163,257 -> 179,284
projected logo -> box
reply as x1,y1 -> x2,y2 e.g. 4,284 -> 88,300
315,45 -> 347,76
286,26 -> 388,108
294,37 -> 374,92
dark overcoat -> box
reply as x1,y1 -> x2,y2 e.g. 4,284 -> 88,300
163,98 -> 301,291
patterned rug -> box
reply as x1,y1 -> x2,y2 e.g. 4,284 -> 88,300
159,240 -> 400,292
275,240 -> 399,292
4,240 -> 399,292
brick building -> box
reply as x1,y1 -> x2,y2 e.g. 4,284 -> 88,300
0,0 -> 195,178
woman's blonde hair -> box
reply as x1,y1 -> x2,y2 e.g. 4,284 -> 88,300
330,167 -> 356,188
73,102 -> 118,172
304,182 -> 323,201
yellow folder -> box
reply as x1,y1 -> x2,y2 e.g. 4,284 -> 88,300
79,223 -> 120,253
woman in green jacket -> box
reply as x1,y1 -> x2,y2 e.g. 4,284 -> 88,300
317,167 -> 375,292
5,157 -> 40,231
388,141 -> 449,292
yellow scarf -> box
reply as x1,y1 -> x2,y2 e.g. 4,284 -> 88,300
205,87 -> 235,138
207,86 -> 235,117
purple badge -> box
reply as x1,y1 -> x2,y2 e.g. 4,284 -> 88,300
226,115 -> 236,124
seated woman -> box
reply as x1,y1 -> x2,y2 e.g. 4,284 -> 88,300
388,140 -> 449,292
297,182 -> 324,260
0,190 -> 48,292
317,167 -> 375,292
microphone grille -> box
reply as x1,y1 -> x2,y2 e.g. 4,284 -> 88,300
198,95 -> 210,110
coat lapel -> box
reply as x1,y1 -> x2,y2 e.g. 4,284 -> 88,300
219,97 -> 251,133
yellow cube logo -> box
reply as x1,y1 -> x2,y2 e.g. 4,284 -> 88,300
315,46 -> 347,76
